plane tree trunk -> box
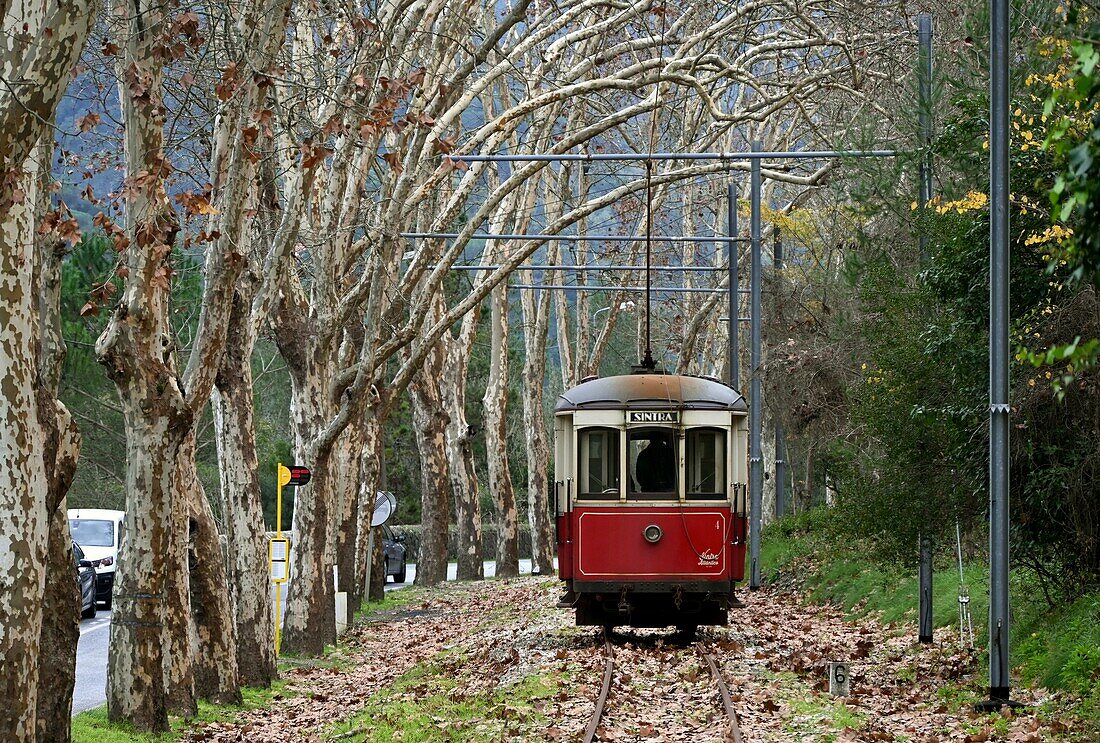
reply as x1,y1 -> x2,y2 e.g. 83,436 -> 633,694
519,176 -> 561,575
95,2 -> 190,724
0,163 -> 49,740
482,284 -> 519,577
36,490 -> 80,742
185,452 -> 241,705
0,3 -> 93,738
280,443 -> 337,656
353,417 -> 384,606
278,342 -> 339,656
32,136 -> 83,743
409,342 -> 451,586
164,437 -> 196,717
334,418 -> 366,605
34,404 -> 81,743
444,309 -> 484,582
521,283 -> 555,574
212,293 -> 276,686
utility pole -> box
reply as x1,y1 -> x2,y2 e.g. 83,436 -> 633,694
978,0 -> 1017,711
749,141 -> 763,590
774,228 -> 787,518
728,182 -> 739,389
917,12 -> 935,646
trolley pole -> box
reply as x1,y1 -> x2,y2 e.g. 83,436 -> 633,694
979,0 -> 1016,711
918,12 -> 935,646
748,140 -> 763,590
728,182 -> 739,388
774,228 -> 787,519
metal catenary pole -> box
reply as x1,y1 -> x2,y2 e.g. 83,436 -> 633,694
749,140 -> 763,590
979,0 -> 1015,711
774,228 -> 787,519
729,182 -> 740,389
918,11 -> 936,646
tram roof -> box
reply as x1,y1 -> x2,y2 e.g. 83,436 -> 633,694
555,374 -> 747,412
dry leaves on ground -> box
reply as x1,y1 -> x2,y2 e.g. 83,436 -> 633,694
183,579 -> 1078,742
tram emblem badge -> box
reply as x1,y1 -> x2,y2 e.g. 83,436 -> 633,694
697,550 -> 719,567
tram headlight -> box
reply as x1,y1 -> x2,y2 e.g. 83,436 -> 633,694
643,524 -> 662,544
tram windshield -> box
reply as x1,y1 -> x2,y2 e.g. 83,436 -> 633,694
578,428 -> 619,499
686,428 -> 726,500
628,428 -> 677,498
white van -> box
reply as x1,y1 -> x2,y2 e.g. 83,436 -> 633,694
68,509 -> 124,608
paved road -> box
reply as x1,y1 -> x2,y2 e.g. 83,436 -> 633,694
73,610 -> 112,715
73,559 -> 546,716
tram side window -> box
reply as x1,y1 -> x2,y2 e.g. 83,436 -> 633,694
628,428 -> 677,498
579,428 -> 620,499
686,428 -> 726,500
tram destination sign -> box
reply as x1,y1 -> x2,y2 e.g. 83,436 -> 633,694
628,410 -> 679,423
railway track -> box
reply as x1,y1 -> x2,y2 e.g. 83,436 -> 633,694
582,629 -> 743,742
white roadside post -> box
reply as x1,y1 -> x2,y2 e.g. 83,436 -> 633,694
334,565 -> 348,637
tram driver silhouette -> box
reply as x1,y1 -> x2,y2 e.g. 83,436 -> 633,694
635,435 -> 675,491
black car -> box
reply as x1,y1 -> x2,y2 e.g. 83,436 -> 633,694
73,541 -> 98,619
381,526 -> 407,584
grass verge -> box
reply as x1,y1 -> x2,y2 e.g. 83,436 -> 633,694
760,508 -> 1100,736
326,656 -> 559,742
71,680 -> 292,743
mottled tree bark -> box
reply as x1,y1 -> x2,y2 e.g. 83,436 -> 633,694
521,285 -> 555,574
0,164 -> 48,740
521,377 -> 556,574
443,309 -> 483,582
212,297 -> 275,686
353,417 -> 383,608
448,427 -> 483,580
482,284 -> 519,577
280,447 -> 337,655
0,3 -> 93,738
368,531 -> 386,601
164,437 -> 196,718
186,462 -> 241,705
35,492 -> 79,742
409,343 -> 451,586
35,410 -> 80,742
197,0 -> 293,684
33,138 -> 82,743
101,399 -> 185,731
96,1 -> 188,724
333,418 -> 365,605
280,351 -> 338,655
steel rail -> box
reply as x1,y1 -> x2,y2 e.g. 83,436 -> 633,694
583,629 -> 615,743
698,644 -> 743,743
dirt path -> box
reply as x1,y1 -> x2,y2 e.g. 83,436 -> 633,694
184,578 -> 1075,742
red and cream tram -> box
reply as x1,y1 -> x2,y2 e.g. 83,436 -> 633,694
554,372 -> 749,630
